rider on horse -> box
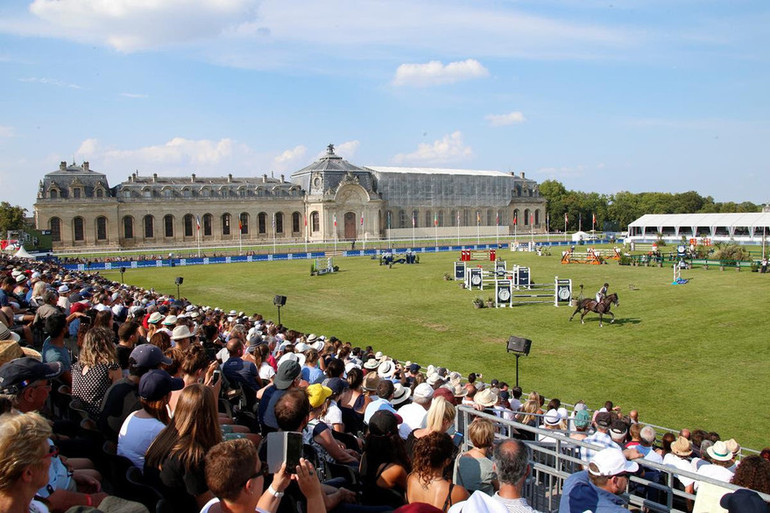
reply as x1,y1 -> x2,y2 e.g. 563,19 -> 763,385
596,282 -> 609,303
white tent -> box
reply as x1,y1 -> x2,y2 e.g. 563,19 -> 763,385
13,246 -> 33,259
627,213 -> 770,244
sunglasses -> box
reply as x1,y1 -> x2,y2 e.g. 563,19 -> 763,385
43,445 -> 59,459
241,464 -> 268,488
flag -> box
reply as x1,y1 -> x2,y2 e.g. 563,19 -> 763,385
456,211 -> 460,225
565,212 -> 568,224
434,212 -> 438,226
476,212 -> 480,225
496,212 -> 499,226
513,213 -> 517,226
272,214 -> 276,231
412,213 -> 416,227
333,214 -> 337,227
196,215 -> 200,231
530,212 -> 534,225
304,214 -> 307,227
238,220 -> 243,233
360,213 -> 364,226
592,213 -> 596,227
387,211 -> 391,228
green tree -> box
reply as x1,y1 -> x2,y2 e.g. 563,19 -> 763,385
0,202 -> 27,237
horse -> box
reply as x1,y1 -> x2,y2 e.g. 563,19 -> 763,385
569,293 -> 619,327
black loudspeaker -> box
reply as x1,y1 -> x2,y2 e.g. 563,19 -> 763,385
175,277 -> 184,285
274,295 -> 287,306
507,336 -> 532,355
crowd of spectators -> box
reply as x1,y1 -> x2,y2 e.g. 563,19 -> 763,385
0,253 -> 768,513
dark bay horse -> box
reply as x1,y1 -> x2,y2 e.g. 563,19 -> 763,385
569,293 -> 619,327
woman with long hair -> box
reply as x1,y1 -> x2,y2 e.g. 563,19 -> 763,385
360,410 -> 411,508
149,330 -> 171,352
731,455 -> 770,494
406,432 -> 469,511
338,367 -> 367,433
71,326 -> 121,417
515,400 -> 541,441
406,397 -> 456,454
117,369 -> 182,468
453,417 -> 499,494
144,384 -> 223,511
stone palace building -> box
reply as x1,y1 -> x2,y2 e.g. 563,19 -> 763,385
34,145 -> 546,250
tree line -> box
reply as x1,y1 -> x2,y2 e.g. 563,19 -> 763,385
538,180 -> 763,232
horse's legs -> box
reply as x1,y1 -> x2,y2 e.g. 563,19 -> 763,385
599,313 -> 603,327
569,305 -> 580,321
580,310 -> 587,324
609,311 -> 615,324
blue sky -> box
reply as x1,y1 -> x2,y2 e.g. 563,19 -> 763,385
1,0 -> 769,212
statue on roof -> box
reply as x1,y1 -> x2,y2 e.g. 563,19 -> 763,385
327,144 -> 335,155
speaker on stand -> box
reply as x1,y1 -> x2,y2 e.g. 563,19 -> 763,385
274,295 -> 287,324
506,336 -> 532,387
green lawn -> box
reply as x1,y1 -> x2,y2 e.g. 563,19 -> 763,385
102,250 -> 770,449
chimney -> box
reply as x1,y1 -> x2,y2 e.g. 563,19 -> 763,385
60,161 -> 66,171
263,174 -> 268,183
520,172 -> 525,179
83,161 -> 89,171
280,174 -> 285,183
191,173 -> 196,183
153,173 -> 158,183
227,174 -> 233,183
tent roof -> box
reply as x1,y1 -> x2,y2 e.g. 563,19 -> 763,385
628,213 -> 770,227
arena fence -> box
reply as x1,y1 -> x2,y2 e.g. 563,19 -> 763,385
454,406 -> 769,513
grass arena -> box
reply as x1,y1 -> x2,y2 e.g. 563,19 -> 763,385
100,247 -> 770,449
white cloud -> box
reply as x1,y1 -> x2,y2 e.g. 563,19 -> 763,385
392,132 -> 473,165
0,126 -> 14,137
26,0 -> 258,52
75,137 -> 259,175
19,77 -> 82,89
120,93 -> 148,99
485,111 -> 526,127
272,145 -> 307,170
392,59 -> 489,87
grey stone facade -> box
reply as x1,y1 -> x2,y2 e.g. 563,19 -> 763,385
35,145 -> 546,250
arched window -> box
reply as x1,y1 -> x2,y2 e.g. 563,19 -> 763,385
95,189 -> 103,198
524,209 -> 530,226
257,213 -> 267,234
398,210 -> 406,228
498,210 -> 505,226
144,215 -> 154,238
411,210 -> 419,228
73,217 -> 84,241
164,215 -> 174,237
122,216 -> 133,239
73,188 -> 81,199
438,210 -> 444,227
50,217 -> 61,242
183,214 -> 194,237
50,189 -> 58,199
292,212 -> 301,233
487,209 -> 494,226
96,217 -> 107,240
425,211 -> 432,227
463,210 -> 470,227
203,214 -> 212,236
143,188 -> 152,199
535,210 -> 540,225
311,212 -> 320,232
240,213 -> 249,235
275,212 -> 284,234
222,213 -> 231,235
450,210 -> 458,227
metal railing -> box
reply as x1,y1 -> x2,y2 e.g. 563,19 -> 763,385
454,406 -> 769,513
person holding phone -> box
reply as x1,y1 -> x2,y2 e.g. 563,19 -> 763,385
202,438 -> 325,513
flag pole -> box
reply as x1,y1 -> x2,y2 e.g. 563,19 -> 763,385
239,219 -> 242,255
196,215 -> 201,258
412,212 -> 415,247
304,211 -> 308,254
272,213 -> 276,255
456,212 -> 460,246
476,211 -> 480,245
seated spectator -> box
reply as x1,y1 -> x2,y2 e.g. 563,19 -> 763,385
364,379 -> 397,424
407,397 -> 456,454
360,410 -> 411,508
338,367 -> 367,434
71,326 -> 121,417
663,436 -> 697,494
319,377 -> 347,433
115,321 -> 140,375
569,410 -> 591,443
453,417 -> 498,495
515,400 -> 540,441
98,343 -> 171,442
719,488 -> 769,513
117,369 -> 182,468
559,448 -> 639,513
407,432 -> 469,511
144,384 -> 222,511
0,411 -> 55,513
398,383 -> 434,439
202,438 -> 325,513
695,440 -> 735,490
304,383 -> 359,469
41,312 -> 72,386
729,454 -> 770,495
581,412 -> 622,465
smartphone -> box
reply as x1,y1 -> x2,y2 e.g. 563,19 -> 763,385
267,431 -> 303,473
81,316 -> 91,325
452,432 -> 464,447
211,370 -> 220,385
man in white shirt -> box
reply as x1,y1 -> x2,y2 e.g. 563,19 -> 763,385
398,383 -> 433,438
